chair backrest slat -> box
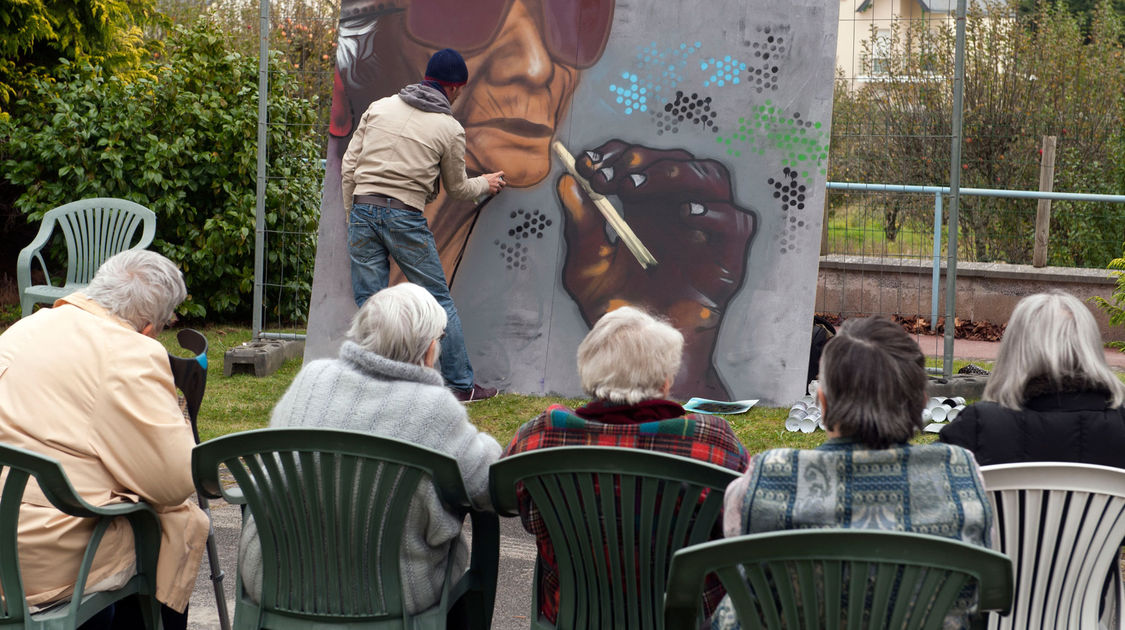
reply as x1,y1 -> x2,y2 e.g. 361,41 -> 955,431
618,474 -> 641,625
597,472 -> 627,629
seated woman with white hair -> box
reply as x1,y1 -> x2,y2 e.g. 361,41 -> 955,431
711,316 -> 994,630
941,290 -> 1125,466
237,282 -> 501,618
502,306 -> 749,626
0,249 -> 208,630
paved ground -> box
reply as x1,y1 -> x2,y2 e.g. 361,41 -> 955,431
912,332 -> 1125,369
185,336 -> 1125,628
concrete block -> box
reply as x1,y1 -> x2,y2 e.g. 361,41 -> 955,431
223,339 -> 305,377
926,375 -> 988,400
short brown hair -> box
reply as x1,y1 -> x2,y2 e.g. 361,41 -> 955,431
819,316 -> 926,448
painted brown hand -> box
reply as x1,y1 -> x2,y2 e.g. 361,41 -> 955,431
556,140 -> 757,399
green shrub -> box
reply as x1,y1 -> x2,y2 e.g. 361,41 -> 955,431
1093,252 -> 1125,351
0,0 -> 163,116
2,23 -> 321,321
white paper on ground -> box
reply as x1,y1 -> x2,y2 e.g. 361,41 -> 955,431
683,398 -> 761,415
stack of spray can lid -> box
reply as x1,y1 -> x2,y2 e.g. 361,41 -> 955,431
922,397 -> 967,433
785,380 -> 824,433
788,386 -> 969,435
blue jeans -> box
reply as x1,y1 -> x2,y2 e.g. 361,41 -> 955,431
348,203 -> 474,390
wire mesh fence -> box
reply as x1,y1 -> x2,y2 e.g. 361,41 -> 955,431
822,0 -> 1125,340
252,0 -> 335,337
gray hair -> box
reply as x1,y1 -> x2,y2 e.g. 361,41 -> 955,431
819,316 -> 927,448
984,291 -> 1125,409
577,306 -> 683,405
347,283 -> 447,365
84,250 -> 187,332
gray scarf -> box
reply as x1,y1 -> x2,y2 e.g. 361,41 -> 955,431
398,83 -> 453,115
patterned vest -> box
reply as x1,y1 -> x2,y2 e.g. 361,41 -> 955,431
741,438 -> 992,546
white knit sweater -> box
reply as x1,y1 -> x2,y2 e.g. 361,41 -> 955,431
237,341 -> 501,614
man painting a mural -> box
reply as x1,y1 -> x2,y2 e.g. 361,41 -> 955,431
307,0 -> 839,405
342,47 -> 507,402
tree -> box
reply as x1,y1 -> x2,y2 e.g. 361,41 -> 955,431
1017,0 -> 1125,34
0,0 -> 163,116
154,0 -> 337,149
830,0 -> 1125,266
1,23 -> 323,320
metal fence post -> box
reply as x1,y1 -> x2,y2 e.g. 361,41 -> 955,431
943,0 -> 967,379
931,192 -> 943,332
252,0 -> 270,341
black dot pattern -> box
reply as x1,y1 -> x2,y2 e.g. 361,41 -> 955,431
652,91 -> 718,135
770,167 -> 808,256
497,209 -> 552,271
749,25 -> 790,93
496,240 -> 529,271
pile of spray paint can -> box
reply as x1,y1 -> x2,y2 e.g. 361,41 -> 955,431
788,386 -> 969,435
785,380 -> 824,433
923,397 -> 967,433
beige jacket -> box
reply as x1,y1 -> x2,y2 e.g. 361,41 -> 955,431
0,294 -> 209,613
341,86 -> 489,212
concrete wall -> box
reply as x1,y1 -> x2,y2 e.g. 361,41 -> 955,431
816,255 -> 1125,341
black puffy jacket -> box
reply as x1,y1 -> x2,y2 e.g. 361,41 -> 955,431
939,390 -> 1125,468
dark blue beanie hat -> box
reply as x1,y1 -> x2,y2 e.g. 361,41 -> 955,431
424,48 -> 468,86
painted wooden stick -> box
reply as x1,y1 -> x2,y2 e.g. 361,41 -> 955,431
552,141 -> 658,269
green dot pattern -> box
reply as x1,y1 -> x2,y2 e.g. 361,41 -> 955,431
714,100 -> 830,183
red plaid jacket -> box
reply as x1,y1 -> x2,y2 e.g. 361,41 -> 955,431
501,400 -> 749,625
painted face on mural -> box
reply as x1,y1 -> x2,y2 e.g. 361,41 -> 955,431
333,0 -> 613,187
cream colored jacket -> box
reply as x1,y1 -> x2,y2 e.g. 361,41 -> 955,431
0,294 -> 209,613
341,86 -> 489,212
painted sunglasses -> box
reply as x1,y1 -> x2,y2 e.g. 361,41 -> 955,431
403,0 -> 614,69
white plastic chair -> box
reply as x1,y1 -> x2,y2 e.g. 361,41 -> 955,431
979,462 -> 1125,630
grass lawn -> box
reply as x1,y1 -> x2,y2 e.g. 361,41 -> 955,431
159,325 -> 946,451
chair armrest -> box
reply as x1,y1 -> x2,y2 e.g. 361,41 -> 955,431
69,503 -> 161,614
192,440 -> 248,504
449,508 -> 500,630
219,485 -> 246,504
17,214 -> 59,289
193,469 -> 245,505
488,459 -> 524,518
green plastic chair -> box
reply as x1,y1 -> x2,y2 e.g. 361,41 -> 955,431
664,530 -> 1014,630
192,428 -> 500,630
0,443 -> 162,629
17,198 -> 157,317
489,446 -> 742,629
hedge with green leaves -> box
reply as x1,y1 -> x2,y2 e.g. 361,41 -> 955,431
2,23 -> 321,321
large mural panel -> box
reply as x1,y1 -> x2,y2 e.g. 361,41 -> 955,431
306,0 -> 840,404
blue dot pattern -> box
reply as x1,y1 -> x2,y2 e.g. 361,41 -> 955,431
606,41 -> 703,116
701,55 -> 747,88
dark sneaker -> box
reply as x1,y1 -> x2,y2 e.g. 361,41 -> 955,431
451,384 -> 498,403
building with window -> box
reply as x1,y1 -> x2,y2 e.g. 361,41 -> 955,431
837,0 -> 998,82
